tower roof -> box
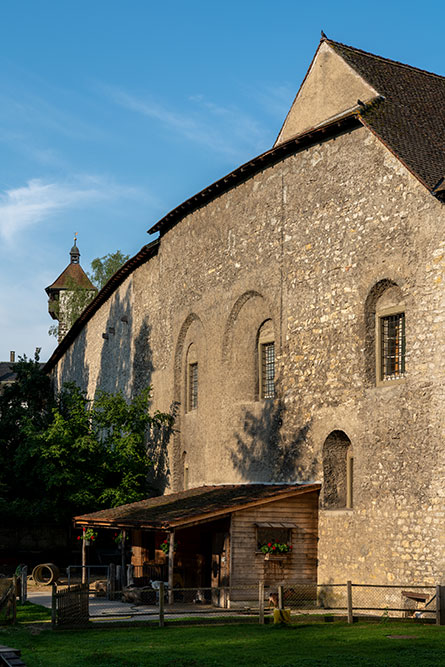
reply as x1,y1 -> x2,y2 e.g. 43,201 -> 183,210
45,241 -> 95,293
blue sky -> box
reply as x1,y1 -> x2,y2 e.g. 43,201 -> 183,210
0,1 -> 443,362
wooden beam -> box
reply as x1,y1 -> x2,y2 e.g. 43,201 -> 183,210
168,530 -> 174,605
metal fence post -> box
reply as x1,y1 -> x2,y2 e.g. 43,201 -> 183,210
159,581 -> 165,627
259,582 -> 265,625
347,580 -> 353,624
278,585 -> 284,611
51,582 -> 57,628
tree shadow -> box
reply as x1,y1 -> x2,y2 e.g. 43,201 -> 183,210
146,401 -> 179,495
230,399 -> 317,482
57,327 -> 90,391
95,288 -> 175,495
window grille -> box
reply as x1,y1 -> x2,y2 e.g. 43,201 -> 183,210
261,342 -> 275,399
189,363 -> 198,410
380,313 -> 405,381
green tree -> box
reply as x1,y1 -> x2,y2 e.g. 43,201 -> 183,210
0,352 -> 55,520
88,250 -> 130,291
0,357 -> 174,524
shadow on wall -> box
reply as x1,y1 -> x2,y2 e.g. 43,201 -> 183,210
96,285 -> 134,395
58,327 -> 89,392
146,401 -> 179,496
94,287 -> 175,495
230,398 -> 317,482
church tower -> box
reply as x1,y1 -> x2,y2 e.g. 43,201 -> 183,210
45,238 -> 97,343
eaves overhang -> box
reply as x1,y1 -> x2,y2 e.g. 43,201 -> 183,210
148,113 -> 363,237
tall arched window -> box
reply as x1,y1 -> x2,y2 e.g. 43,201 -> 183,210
257,320 -> 275,399
322,430 -> 353,509
364,280 -> 405,385
186,343 -> 198,411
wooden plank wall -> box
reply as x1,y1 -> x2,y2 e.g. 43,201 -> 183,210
230,491 -> 318,590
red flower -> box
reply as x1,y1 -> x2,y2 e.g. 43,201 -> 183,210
77,536 -> 81,541
267,542 -> 272,547
272,546 -> 276,550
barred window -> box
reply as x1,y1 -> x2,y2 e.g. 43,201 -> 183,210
380,313 -> 405,381
189,362 -> 198,410
261,342 -> 275,399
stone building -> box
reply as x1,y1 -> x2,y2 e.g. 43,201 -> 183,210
44,38 -> 445,586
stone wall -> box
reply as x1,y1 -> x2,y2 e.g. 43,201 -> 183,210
53,124 -> 445,585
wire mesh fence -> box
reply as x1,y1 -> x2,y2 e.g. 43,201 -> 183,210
48,580 -> 443,627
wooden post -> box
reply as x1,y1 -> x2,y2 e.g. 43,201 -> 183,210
120,529 -> 127,589
51,582 -> 57,628
436,585 -> 445,626
278,585 -> 284,611
127,564 -> 134,587
168,530 -> 174,605
108,563 -> 116,601
81,528 -> 86,584
20,566 -> 27,604
347,580 -> 353,624
11,575 -> 17,625
259,581 -> 265,625
159,581 -> 165,627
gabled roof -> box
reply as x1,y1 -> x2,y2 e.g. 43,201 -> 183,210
327,39 -> 445,193
45,262 -> 96,292
73,483 -> 320,530
150,39 -> 444,239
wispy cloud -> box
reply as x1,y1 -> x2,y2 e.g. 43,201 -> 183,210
0,177 -> 142,242
246,82 -> 296,120
103,86 -> 269,159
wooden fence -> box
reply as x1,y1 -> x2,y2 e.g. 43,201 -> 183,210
53,583 -> 89,628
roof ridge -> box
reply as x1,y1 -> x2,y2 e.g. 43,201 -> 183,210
326,38 -> 445,82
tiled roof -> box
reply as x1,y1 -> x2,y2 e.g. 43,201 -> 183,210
45,263 -> 96,292
74,483 -> 320,529
328,39 -> 445,193
0,362 -> 16,384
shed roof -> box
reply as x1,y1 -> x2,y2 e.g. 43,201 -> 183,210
74,483 -> 320,530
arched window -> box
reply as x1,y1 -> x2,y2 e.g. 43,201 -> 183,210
375,287 -> 405,384
257,320 -> 275,399
322,430 -> 353,509
364,280 -> 405,385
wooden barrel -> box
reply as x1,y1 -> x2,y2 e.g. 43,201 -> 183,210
31,563 -> 60,585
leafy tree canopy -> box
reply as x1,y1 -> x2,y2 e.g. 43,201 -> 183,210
0,355 -> 174,525
88,250 -> 130,291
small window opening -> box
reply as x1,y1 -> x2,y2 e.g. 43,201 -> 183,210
261,342 -> 275,399
188,362 -> 198,410
380,312 -> 405,381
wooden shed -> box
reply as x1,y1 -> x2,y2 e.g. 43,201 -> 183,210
74,483 -> 320,606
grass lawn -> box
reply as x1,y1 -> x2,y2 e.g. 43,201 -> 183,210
1,605 -> 444,666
